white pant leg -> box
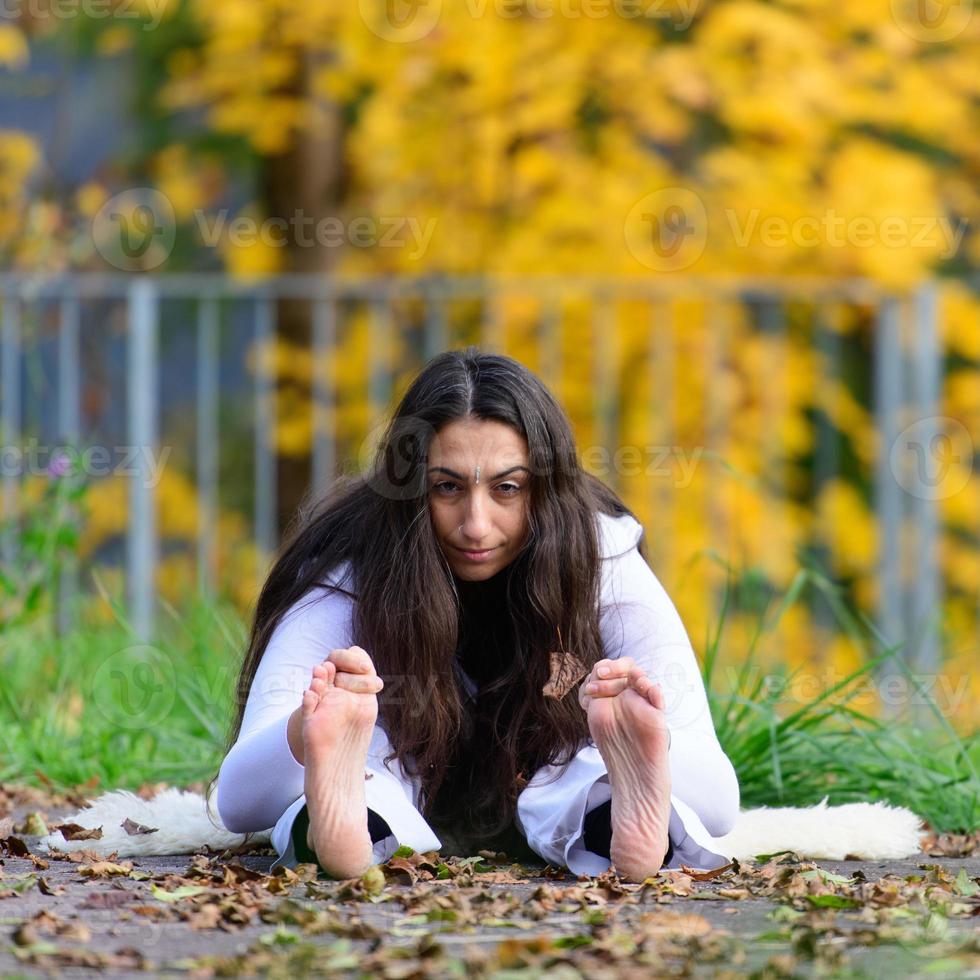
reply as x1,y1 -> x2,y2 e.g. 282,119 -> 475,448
270,724 -> 442,869
516,742 -> 735,875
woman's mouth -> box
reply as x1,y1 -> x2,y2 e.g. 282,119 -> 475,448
455,546 -> 498,561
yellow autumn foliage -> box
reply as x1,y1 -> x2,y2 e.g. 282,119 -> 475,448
6,1 -> 980,726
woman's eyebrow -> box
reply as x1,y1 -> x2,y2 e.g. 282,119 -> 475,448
426,465 -> 530,481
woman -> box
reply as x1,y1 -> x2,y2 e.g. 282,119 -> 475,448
217,348 -> 739,881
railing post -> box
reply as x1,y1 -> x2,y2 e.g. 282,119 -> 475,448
424,282 -> 448,361
648,298 -> 675,574
57,294 -> 81,635
369,295 -> 393,421
592,293 -> 617,486
908,282 -> 942,713
312,291 -> 336,493
481,289 -> 505,354
196,294 -> 219,598
1,290 -> 20,569
254,293 -> 277,585
539,296 -> 562,396
127,278 -> 159,642
873,295 -> 904,712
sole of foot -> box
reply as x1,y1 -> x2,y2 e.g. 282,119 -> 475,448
588,675 -> 672,882
302,661 -> 378,879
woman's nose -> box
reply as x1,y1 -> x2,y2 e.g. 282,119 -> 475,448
459,493 -> 492,539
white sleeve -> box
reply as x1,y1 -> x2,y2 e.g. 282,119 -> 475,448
596,515 -> 740,835
216,564 -> 356,833
517,513 -> 740,873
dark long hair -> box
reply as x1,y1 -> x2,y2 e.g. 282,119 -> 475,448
228,347 -> 644,833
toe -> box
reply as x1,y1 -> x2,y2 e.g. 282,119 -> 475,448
301,689 -> 318,718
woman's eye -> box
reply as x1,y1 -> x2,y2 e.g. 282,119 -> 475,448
430,481 -> 521,495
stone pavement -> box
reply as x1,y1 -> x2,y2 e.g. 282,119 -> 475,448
1,789 -> 977,977
1,846 -> 977,978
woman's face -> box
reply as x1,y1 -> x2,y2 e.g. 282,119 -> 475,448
427,417 -> 531,582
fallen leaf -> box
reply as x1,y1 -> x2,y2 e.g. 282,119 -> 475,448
1,834 -> 30,857
682,862 -> 734,881
121,818 -> 158,836
77,861 -> 133,878
56,823 -> 104,842
542,650 -> 588,700
151,884 -> 209,903
19,812 -> 49,837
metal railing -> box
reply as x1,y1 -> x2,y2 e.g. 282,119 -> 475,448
0,273 -> 952,685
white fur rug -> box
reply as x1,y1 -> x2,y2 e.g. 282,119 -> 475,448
38,789 -> 926,862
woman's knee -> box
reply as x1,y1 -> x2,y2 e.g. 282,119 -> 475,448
700,762 -> 740,836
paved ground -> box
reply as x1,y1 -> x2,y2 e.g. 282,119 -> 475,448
1,794 -> 978,977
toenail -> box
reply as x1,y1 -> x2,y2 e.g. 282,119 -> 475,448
587,683 -> 598,694
597,666 -> 609,678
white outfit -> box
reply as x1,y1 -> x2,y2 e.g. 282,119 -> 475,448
216,512 -> 740,873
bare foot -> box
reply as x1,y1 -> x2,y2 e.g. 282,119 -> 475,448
302,660 -> 377,879
587,671 -> 672,882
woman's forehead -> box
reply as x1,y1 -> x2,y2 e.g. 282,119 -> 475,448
428,419 -> 529,465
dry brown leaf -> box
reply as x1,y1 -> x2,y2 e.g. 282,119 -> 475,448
56,823 -> 104,841
542,650 -> 589,700
77,860 -> 134,878
121,818 -> 158,836
682,861 -> 734,881
1,834 -> 29,857
639,909 -> 714,938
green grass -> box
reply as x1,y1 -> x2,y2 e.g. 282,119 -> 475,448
1,562 -> 977,832
705,563 -> 979,833
0,576 -> 244,790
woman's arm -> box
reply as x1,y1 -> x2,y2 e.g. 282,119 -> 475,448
216,572 -> 355,833
597,514 -> 740,836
